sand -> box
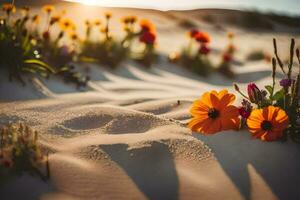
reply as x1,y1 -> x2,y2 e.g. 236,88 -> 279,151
1,2 -> 300,200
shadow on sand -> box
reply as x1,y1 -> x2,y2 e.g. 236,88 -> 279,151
194,131 -> 300,200
101,141 -> 179,200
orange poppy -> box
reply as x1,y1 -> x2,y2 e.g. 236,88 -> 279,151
188,90 -> 240,134
247,106 -> 289,141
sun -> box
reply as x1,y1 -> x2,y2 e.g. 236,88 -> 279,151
66,0 -> 100,6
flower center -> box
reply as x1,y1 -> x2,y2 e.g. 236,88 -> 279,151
208,108 -> 219,119
261,120 -> 272,131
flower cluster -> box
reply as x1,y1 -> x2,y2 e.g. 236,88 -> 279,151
0,3 -> 55,85
171,29 -> 237,77
80,13 -> 157,67
0,123 -> 49,181
0,3 -> 88,88
175,29 -> 213,76
218,32 -> 236,78
189,39 -> 300,142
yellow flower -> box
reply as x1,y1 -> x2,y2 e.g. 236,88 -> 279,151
32,14 -> 40,24
121,16 -> 137,24
42,5 -> 55,14
59,18 -> 75,31
105,12 -> 112,19
85,19 -> 91,26
188,90 -> 240,134
94,19 -> 101,26
227,32 -> 235,39
21,6 -> 30,16
50,15 -> 61,25
69,32 -> 78,41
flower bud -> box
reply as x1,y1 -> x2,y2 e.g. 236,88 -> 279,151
238,107 -> 251,119
42,31 -> 50,40
247,83 -> 263,103
223,54 -> 232,62
279,78 -> 292,88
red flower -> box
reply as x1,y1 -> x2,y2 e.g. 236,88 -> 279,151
199,44 -> 210,55
189,29 -> 199,38
43,31 -> 50,40
139,31 -> 156,45
195,32 -> 210,43
223,54 -> 232,62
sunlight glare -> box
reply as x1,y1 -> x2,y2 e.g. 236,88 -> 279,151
71,0 -> 99,6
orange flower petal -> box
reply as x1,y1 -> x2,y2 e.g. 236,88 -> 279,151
221,117 -> 240,131
200,92 -> 213,107
219,92 -> 236,108
247,106 -> 289,141
190,100 -> 209,117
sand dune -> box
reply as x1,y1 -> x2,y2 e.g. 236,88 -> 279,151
1,58 -> 300,199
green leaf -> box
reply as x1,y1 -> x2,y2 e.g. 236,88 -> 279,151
272,89 -> 285,101
265,85 -> 273,96
79,56 -> 98,63
24,59 -> 55,73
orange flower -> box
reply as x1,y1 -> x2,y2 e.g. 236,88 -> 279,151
188,29 -> 199,38
2,3 -> 16,14
139,19 -> 155,34
195,32 -> 210,43
188,90 -> 240,134
42,5 -> 55,14
247,106 -> 289,141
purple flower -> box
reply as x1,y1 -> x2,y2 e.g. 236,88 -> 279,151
238,107 -> 250,119
279,79 -> 292,87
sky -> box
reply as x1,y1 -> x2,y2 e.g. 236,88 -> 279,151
65,0 -> 300,16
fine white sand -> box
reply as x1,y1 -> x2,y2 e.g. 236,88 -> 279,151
1,2 -> 300,200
